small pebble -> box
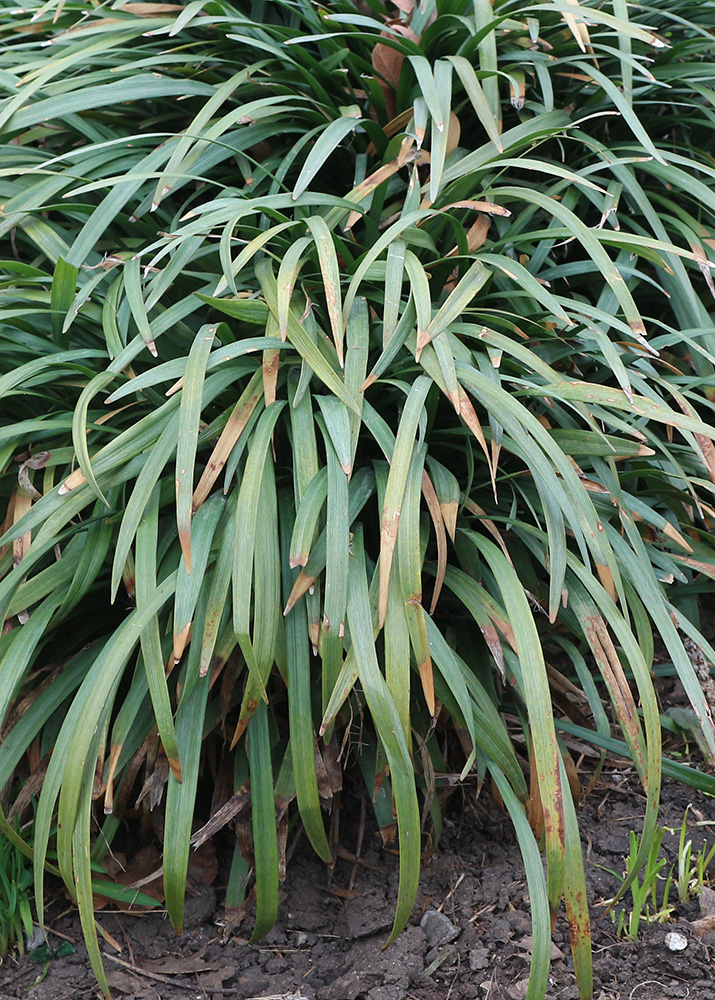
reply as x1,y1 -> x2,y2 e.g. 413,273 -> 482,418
420,910 -> 460,949
26,925 -> 47,952
665,931 -> 688,952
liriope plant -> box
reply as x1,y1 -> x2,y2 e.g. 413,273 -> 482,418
1,1 -> 715,998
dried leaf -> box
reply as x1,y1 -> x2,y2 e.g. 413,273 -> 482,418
422,471 -> 447,614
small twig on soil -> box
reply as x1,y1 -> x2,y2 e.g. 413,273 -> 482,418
468,901 -> 496,923
332,844 -> 381,870
113,914 -> 136,965
287,929 -> 341,939
437,872 -> 466,915
126,865 -> 164,890
44,925 -> 76,945
479,969 -> 498,999
49,906 -> 77,926
103,952 -> 236,995
96,918 -> 122,954
629,981 -> 688,1000
285,824 -> 304,867
246,994 -> 311,999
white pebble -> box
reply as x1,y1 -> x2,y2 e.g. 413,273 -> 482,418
664,931 -> 688,952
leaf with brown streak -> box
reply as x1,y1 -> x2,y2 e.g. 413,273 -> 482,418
461,497 -> 513,564
481,621 -> 507,680
482,606 -> 517,659
446,569 -> 510,677
0,491 -> 15,569
58,466 -> 87,495
560,0 -> 593,53
378,510 -> 400,629
595,561 -> 617,603
659,521 -> 693,552
104,743 -> 126,815
12,489 -> 31,568
365,108 -> 414,156
262,348 -> 281,406
345,156 -> 411,230
440,500 -> 458,541
562,747 -> 581,805
457,388 -> 496,497
398,131 -> 416,167
9,453 -> 50,571
421,472 -> 447,613
378,377 -> 431,627
283,569 -> 316,615
670,388 -> 715,487
584,613 -> 648,789
628,318 -> 652,355
192,371 -> 263,512
691,242 -> 715,301
172,622 -> 192,667
229,699 -> 260,750
121,2 -> 184,13
405,595 -> 434,716
418,659 -> 435,718
670,555 -> 715,581
424,198 -> 511,220
527,736 -> 544,840
445,111 -> 461,157
444,214 -> 490,259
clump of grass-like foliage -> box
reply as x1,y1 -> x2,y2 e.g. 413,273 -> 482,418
1,2 -> 715,997
0,823 -> 33,959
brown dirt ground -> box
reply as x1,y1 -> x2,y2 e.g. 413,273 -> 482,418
1,765 -> 714,1000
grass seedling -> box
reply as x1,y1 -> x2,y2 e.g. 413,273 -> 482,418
693,841 -> 715,892
602,807 -> 715,939
600,829 -> 675,940
677,808 -> 694,904
674,806 -> 715,903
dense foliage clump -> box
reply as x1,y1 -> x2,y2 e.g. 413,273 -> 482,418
1,2 -> 715,997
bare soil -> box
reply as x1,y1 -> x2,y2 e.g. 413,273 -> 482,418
1,768 -> 714,1000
